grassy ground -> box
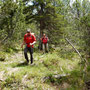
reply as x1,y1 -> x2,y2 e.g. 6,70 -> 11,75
0,48 -> 87,90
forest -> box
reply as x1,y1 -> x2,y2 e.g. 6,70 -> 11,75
0,0 -> 90,89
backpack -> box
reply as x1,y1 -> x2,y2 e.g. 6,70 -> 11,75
42,37 -> 48,44
25,33 -> 33,44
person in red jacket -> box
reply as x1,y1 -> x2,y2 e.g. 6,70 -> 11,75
21,29 -> 36,65
41,34 -> 49,53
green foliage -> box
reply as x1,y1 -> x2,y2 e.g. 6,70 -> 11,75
0,49 -> 86,89
0,0 -> 90,89
80,13 -> 90,54
1,74 -> 21,89
4,46 -> 20,53
23,0 -> 66,45
0,51 -> 6,61
45,74 -> 68,85
87,65 -> 90,72
68,70 -> 84,89
0,0 -> 26,44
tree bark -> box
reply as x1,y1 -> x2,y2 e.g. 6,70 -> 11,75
39,3 -> 44,50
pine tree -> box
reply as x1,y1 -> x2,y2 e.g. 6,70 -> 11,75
0,0 -> 26,44
23,0 -> 65,48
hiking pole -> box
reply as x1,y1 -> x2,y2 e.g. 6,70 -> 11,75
22,47 -> 24,60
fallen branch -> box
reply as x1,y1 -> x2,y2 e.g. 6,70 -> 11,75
65,38 -> 83,60
65,38 -> 88,73
42,74 -> 70,83
65,38 -> 88,62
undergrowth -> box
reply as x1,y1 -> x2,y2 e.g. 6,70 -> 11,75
0,48 -> 88,90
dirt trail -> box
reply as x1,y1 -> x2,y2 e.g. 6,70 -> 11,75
0,52 -> 23,81
0,71 -> 5,81
0,51 -> 81,89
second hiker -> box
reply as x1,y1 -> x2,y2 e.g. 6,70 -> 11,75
41,34 -> 49,53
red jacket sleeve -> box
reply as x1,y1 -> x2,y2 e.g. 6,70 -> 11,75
32,35 -> 36,41
24,34 -> 26,41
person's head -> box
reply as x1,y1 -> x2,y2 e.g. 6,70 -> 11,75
43,34 -> 46,37
27,28 -> 31,33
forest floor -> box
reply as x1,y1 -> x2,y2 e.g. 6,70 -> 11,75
0,48 -> 88,90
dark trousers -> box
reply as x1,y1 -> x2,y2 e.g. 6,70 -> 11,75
24,46 -> 33,64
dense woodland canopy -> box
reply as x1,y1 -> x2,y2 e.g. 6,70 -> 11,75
0,0 -> 90,89
0,0 -> 90,51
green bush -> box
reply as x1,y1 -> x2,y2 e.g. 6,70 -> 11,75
87,66 -> 90,72
5,48 -> 13,53
0,52 -> 6,61
45,73 -> 68,85
68,70 -> 84,88
1,74 -> 21,89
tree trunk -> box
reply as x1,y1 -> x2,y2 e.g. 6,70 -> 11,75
39,3 -> 44,50
39,20 -> 44,50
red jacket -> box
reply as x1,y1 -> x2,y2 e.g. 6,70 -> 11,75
41,36 -> 48,44
24,33 -> 36,47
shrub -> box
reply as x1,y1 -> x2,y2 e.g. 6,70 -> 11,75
0,52 -> 6,61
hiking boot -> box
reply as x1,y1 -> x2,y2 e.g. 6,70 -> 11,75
26,61 -> 29,65
30,63 -> 35,66
46,51 -> 48,53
